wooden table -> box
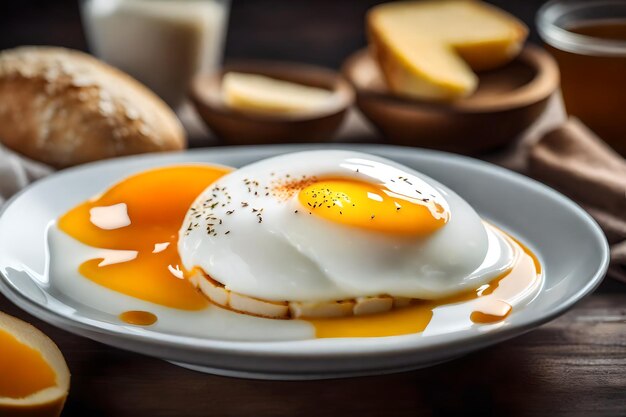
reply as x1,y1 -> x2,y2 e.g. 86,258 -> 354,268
1,279 -> 624,417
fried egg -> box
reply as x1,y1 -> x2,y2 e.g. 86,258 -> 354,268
179,151 -> 515,310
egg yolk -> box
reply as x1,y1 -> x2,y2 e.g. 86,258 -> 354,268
298,179 -> 448,235
58,165 -> 230,310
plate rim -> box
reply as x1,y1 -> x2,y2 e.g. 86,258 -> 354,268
0,144 -> 610,360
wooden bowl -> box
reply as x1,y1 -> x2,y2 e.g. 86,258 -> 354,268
342,45 -> 559,154
190,61 -> 354,145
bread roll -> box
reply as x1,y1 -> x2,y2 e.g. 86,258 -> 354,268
0,46 -> 186,168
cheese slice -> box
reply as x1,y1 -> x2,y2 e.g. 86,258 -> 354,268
367,0 -> 528,101
222,72 -> 335,115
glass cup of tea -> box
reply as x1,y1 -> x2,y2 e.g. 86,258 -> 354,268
537,0 -> 626,155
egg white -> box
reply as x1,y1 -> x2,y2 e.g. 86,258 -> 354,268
179,151 -> 515,302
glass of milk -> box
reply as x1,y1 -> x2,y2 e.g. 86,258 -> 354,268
80,0 -> 230,110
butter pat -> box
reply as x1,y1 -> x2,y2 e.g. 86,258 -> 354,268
368,0 -> 528,101
222,72 -> 334,115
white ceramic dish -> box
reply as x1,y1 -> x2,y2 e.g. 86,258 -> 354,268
0,145 -> 609,380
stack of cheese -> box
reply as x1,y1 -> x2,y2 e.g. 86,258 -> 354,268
367,0 -> 528,101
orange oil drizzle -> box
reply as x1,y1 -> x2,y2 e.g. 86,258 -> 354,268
0,328 -> 57,398
470,303 -> 512,324
119,311 -> 158,326
58,165 -> 231,310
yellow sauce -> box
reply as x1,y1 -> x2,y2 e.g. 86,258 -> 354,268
58,165 -> 230,310
0,328 -> 57,399
470,305 -> 512,324
119,311 -> 158,326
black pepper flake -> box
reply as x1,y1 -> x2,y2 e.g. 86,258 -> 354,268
225,231 -> 230,235
226,210 -> 234,215
294,210 -> 298,214
370,215 -> 375,219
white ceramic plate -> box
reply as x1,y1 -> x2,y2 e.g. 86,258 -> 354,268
0,145 -> 609,380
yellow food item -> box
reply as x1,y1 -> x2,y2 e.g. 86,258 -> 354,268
298,178 -> 448,236
222,72 -> 334,115
58,165 -> 230,311
367,0 -> 528,101
0,312 -> 70,417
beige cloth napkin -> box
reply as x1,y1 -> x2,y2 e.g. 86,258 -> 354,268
0,145 -> 52,206
528,117 -> 626,282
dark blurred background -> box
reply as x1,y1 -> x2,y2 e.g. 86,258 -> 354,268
0,0 -> 546,68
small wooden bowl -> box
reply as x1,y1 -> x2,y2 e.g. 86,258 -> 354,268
190,61 -> 354,145
342,45 -> 559,154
